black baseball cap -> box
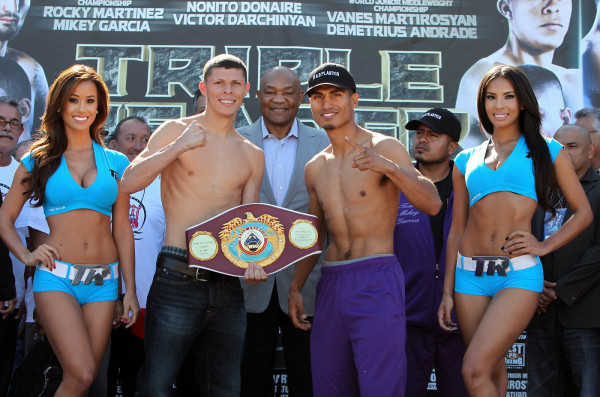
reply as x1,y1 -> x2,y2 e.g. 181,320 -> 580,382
305,63 -> 357,97
405,108 -> 462,142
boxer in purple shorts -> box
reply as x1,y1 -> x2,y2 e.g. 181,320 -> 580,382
288,63 -> 441,397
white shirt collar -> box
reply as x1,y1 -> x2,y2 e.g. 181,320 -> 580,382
261,118 -> 299,140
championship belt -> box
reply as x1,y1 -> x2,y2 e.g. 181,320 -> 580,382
185,203 -> 322,276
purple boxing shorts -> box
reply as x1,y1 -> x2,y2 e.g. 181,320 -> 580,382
310,254 -> 406,397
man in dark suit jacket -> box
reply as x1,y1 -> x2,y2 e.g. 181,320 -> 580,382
528,124 -> 600,397
239,66 -> 329,396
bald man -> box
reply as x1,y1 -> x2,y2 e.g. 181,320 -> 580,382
239,66 -> 329,396
575,107 -> 600,171
528,124 -> 600,397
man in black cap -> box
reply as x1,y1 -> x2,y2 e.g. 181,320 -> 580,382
288,63 -> 441,396
394,109 -> 468,397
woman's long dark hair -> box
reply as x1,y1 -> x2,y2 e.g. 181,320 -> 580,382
477,64 -> 558,216
26,64 -> 109,206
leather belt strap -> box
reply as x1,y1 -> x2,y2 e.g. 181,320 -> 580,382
157,252 -> 233,282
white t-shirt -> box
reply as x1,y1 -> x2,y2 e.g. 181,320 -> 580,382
0,157 -> 48,308
122,176 -> 165,308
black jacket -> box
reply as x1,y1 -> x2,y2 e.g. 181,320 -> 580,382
530,167 -> 600,328
0,192 -> 15,301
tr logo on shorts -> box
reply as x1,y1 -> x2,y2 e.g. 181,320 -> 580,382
71,265 -> 112,285
471,257 -> 510,277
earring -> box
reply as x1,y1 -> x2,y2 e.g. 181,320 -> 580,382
96,111 -> 98,114
56,108 -> 61,113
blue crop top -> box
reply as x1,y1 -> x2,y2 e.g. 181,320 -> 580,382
454,135 -> 563,206
22,142 -> 129,218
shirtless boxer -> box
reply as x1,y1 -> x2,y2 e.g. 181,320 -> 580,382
288,63 -> 442,397
121,54 -> 266,397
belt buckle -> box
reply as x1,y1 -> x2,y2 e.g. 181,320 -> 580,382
473,257 -> 509,277
71,265 -> 111,285
194,267 -> 209,282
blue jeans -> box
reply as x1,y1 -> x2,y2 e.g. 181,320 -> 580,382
527,305 -> 600,397
137,266 -> 246,397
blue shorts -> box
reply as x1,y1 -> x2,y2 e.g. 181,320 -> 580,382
454,254 -> 543,297
33,260 -> 119,305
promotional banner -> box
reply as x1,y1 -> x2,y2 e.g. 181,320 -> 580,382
5,1 -> 592,396
10,1 -> 587,146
